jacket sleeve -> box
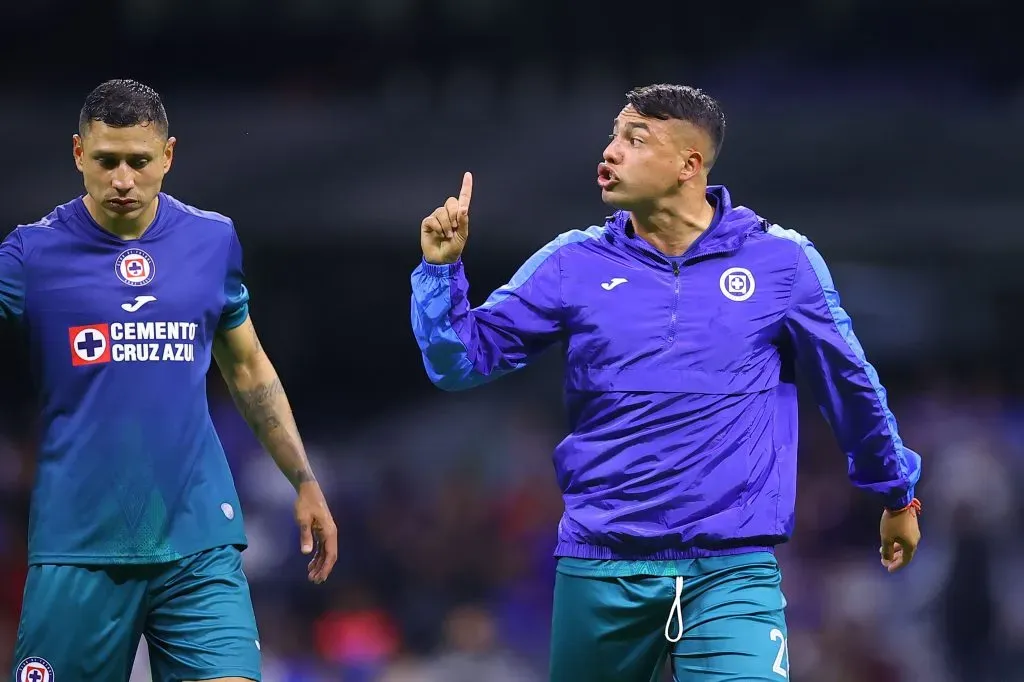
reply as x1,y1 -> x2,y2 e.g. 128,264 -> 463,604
410,236 -> 568,391
783,236 -> 921,509
0,230 -> 26,323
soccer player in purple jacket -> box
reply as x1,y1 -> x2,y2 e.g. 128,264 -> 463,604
0,79 -> 338,682
411,84 -> 923,681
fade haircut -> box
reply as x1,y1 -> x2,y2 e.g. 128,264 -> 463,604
78,79 -> 169,138
625,84 -> 726,169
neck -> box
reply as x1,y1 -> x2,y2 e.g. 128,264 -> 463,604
84,194 -> 160,241
630,184 -> 715,257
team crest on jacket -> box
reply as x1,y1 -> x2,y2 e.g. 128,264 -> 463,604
17,656 -> 55,682
115,248 -> 155,286
719,267 -> 755,302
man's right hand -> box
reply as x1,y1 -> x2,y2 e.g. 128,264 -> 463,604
421,172 -> 472,265
879,498 -> 921,573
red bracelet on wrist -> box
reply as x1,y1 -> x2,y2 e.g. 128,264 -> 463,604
892,498 -> 922,516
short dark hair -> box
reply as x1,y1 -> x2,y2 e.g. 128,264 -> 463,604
78,79 -> 169,137
625,84 -> 726,168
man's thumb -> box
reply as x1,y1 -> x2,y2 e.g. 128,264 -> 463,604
880,539 -> 895,561
299,522 -> 314,554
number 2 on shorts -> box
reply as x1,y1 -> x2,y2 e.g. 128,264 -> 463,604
770,628 -> 789,678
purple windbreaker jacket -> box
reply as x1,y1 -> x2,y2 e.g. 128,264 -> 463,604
410,185 -> 921,561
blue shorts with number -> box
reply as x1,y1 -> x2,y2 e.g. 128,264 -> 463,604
12,545 -> 262,682
550,551 -> 790,682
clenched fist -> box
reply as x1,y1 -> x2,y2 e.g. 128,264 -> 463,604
879,498 -> 921,573
421,172 -> 472,265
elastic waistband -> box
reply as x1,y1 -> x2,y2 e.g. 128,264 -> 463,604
554,541 -> 775,561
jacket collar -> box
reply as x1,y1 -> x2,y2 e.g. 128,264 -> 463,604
606,185 -> 762,266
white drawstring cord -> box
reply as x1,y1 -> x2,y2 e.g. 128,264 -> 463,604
664,575 -> 684,643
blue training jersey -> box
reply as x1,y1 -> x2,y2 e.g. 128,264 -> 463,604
0,193 -> 250,565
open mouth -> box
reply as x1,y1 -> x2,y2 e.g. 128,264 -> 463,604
597,163 -> 618,189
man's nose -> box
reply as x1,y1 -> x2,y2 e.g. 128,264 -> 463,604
602,140 -> 622,164
111,163 -> 134,191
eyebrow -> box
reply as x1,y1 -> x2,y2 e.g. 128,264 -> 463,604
612,120 -> 652,136
91,150 -> 154,158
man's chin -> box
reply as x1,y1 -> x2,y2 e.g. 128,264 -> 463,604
600,188 -> 634,210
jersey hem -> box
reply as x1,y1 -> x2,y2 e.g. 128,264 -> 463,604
180,668 -> 260,682
553,541 -> 775,561
27,540 -> 247,566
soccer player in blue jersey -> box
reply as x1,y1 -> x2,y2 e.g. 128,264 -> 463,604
0,79 -> 338,682
411,84 -> 923,681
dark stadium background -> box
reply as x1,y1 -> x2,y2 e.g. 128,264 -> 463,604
1,2 -> 1021,680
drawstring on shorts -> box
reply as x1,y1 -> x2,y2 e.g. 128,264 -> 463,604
664,576 -> 684,643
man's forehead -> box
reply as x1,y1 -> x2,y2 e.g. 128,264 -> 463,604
83,121 -> 165,145
614,105 -> 649,125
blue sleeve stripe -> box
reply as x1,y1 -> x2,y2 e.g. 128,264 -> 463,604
411,269 -> 497,390
219,302 -> 250,331
769,224 -> 908,480
479,225 -> 605,310
219,283 -> 250,331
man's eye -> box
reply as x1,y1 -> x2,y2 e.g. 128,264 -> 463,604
129,159 -> 148,169
630,137 -> 644,147
97,158 -> 117,169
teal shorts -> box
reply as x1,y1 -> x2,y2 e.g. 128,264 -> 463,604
550,552 -> 789,682
13,545 -> 261,682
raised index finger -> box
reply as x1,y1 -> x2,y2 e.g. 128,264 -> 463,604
458,172 -> 473,213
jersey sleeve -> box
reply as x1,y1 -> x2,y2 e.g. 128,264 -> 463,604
0,230 -> 27,322
219,226 -> 250,331
783,238 -> 921,510
410,236 -> 569,391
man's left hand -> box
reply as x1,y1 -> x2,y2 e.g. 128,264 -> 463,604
295,481 -> 339,584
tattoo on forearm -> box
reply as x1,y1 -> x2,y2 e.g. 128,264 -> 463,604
234,378 -> 285,436
230,376 -> 315,489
